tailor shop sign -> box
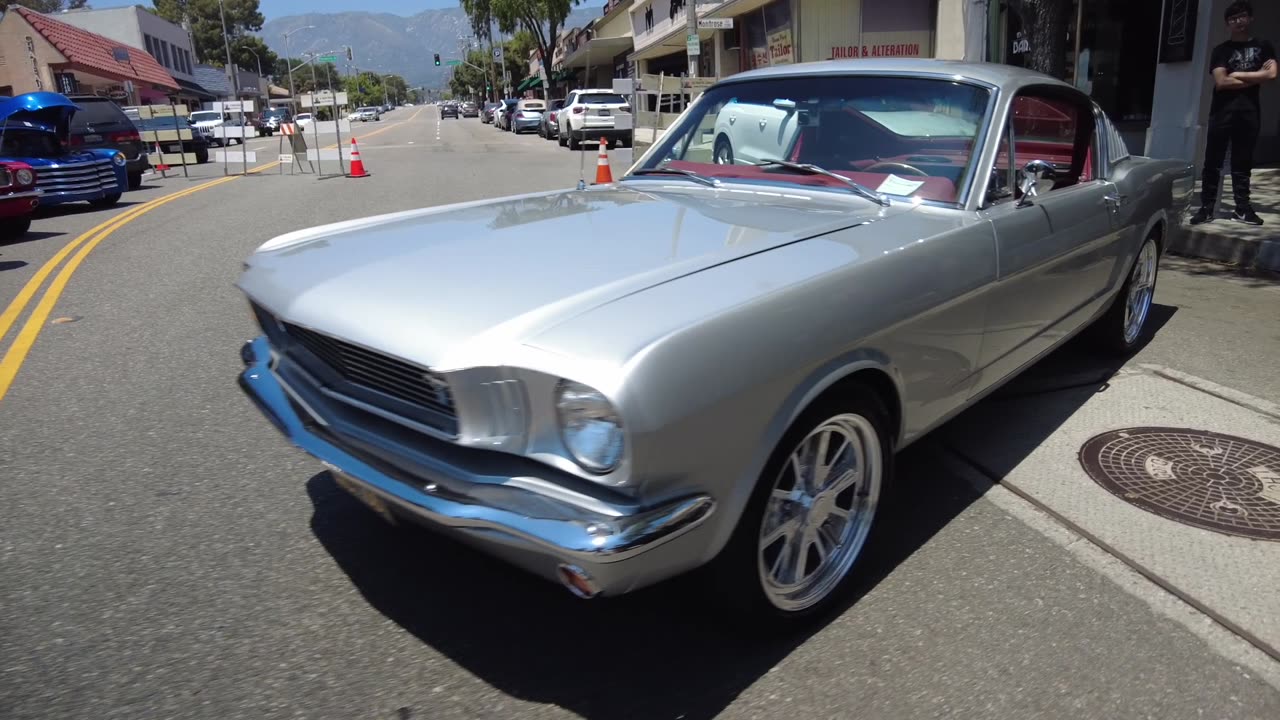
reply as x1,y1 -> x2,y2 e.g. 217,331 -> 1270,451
829,31 -> 933,59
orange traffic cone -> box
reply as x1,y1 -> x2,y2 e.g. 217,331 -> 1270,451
593,138 -> 613,184
347,137 -> 370,178
153,140 -> 169,173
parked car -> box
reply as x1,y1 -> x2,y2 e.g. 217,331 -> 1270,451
0,92 -> 128,208
557,89 -> 630,150
510,99 -> 545,134
539,98 -> 565,139
189,110 -> 240,147
481,101 -> 501,123
353,107 -> 382,122
132,115 -> 211,164
0,160 -> 39,241
441,103 -> 459,119
256,107 -> 292,136
65,94 -> 148,190
295,113 -> 314,129
461,102 -> 479,118
234,59 -> 1193,619
495,99 -> 518,130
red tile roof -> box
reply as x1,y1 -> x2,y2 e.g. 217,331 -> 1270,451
15,7 -> 178,91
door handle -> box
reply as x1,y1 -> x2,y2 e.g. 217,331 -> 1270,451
1104,193 -> 1127,207
759,119 -> 768,129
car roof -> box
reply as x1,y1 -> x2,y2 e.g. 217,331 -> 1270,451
720,58 -> 1074,92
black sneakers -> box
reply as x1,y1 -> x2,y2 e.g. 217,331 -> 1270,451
1189,206 -> 1213,225
1233,208 -> 1264,226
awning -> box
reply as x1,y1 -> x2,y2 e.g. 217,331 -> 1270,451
175,78 -> 217,101
562,36 -> 633,69
517,75 -> 543,91
550,68 -> 577,82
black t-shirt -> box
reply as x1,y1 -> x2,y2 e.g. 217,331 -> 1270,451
1209,38 -> 1277,117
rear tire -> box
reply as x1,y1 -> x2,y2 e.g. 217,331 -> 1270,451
569,133 -> 581,150
706,385 -> 892,622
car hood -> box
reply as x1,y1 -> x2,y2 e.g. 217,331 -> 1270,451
0,92 -> 78,138
239,184 -> 911,369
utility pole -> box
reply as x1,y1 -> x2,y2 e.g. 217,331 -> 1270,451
283,25 -> 313,114
686,0 -> 699,77
217,0 -> 245,175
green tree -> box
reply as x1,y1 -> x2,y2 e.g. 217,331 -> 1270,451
344,71 -> 405,107
11,0 -> 88,11
461,0 -> 578,81
273,58 -> 340,94
153,0 -> 267,72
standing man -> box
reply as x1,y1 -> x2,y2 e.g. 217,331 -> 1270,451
1191,1 -> 1276,226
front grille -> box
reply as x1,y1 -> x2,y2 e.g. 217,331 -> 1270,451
34,159 -> 118,196
281,321 -> 457,421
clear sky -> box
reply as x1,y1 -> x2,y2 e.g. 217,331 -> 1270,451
86,0 -> 463,21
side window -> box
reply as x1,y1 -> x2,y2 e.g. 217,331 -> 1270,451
988,91 -> 1097,206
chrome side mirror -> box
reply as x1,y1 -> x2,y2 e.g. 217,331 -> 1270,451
1016,159 -> 1056,207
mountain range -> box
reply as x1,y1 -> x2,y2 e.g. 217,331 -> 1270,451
259,6 -> 605,89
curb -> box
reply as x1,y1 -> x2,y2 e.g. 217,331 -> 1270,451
1168,223 -> 1280,271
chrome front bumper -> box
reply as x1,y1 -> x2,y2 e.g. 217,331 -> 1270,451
238,336 -> 715,595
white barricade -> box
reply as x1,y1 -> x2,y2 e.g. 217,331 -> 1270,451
308,120 -> 352,135
211,126 -> 251,143
305,148 -> 353,162
213,150 -> 258,163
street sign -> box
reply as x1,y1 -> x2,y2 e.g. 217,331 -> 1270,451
698,18 -> 734,29
279,154 -> 294,164
446,59 -> 461,66
686,33 -> 701,56
317,55 -> 337,63
493,47 -> 504,61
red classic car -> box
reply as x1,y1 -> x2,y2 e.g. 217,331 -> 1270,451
0,160 -> 39,240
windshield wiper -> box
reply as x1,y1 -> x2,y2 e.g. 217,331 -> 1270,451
628,167 -> 720,188
754,158 -> 890,207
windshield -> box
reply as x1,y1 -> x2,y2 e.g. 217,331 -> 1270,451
358,107 -> 378,112
578,93 -> 626,105
133,117 -> 191,130
634,75 -> 991,205
68,99 -> 128,130
189,111 -> 222,124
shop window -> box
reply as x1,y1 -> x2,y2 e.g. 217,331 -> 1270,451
741,0 -> 794,71
161,40 -> 171,69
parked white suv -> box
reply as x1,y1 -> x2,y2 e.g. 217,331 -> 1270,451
557,89 -> 630,150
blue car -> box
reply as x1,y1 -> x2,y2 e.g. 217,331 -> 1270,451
0,92 -> 128,208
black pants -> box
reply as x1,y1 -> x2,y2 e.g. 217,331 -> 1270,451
1200,109 -> 1260,212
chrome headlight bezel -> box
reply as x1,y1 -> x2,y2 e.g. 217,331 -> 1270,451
554,379 -> 624,474
14,168 -> 34,186
112,152 -> 126,166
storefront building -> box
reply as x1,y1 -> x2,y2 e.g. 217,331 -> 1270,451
0,7 -> 177,104
970,0 -> 1279,165
626,0 -> 939,78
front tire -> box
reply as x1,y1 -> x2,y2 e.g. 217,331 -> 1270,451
2,216 -> 32,242
92,193 -> 122,208
714,135 -> 735,165
127,171 -> 143,190
1091,234 -> 1160,354
708,386 -> 891,620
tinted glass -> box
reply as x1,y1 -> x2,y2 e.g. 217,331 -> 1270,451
578,93 -> 626,105
69,98 -> 128,129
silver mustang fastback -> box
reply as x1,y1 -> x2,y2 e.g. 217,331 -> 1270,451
237,59 -> 1193,618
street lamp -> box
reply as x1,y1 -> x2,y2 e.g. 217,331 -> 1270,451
245,46 -> 265,105
282,24 -> 315,111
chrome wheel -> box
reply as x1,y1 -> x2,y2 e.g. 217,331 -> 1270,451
714,137 -> 734,165
757,413 -> 883,612
1123,239 -> 1158,345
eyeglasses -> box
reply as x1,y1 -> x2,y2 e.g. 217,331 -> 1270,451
1227,14 -> 1250,24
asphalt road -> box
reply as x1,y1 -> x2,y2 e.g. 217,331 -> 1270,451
2,107 -> 1278,719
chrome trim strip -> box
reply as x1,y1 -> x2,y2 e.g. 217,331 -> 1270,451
0,189 -> 42,199
240,336 -> 715,563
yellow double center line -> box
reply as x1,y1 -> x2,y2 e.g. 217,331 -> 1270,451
0,111 -> 425,402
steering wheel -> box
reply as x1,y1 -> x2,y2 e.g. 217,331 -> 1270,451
862,161 -> 928,177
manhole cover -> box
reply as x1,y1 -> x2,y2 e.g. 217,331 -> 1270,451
1080,428 -> 1280,541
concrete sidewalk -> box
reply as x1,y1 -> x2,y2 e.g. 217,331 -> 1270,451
1172,166 -> 1280,271
929,341 -> 1280,662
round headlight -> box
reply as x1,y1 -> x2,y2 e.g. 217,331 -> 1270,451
555,380 -> 624,473
15,168 -> 34,186
112,152 -> 126,166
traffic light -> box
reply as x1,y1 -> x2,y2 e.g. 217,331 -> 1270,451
434,53 -> 441,66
